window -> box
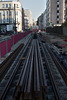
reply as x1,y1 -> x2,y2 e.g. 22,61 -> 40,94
57,21 -> 59,24
2,4 -> 5,8
3,11 -> 5,16
9,11 -> 11,16
6,4 -> 8,8
57,16 -> 59,18
57,5 -> 59,7
7,11 -> 8,15
57,0 -> 59,5
14,4 -> 16,8
10,18 -> 12,23
9,4 -> 11,8
57,10 -> 59,13
3,17 -> 5,23
7,18 -> 9,22
57,0 -> 59,2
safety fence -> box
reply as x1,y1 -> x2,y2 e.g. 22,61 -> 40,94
0,31 -> 31,58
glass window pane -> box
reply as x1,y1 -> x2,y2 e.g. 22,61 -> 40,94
6,4 -> 8,8
2,4 -> 5,8
9,4 -> 11,8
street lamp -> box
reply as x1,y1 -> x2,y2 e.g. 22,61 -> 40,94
0,43 -> 1,62
0,13 -> 2,32
13,4 -> 16,33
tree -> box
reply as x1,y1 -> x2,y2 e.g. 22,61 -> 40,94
37,17 -> 39,26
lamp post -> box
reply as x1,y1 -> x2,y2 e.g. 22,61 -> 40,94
0,43 -> 1,62
65,0 -> 67,23
14,4 -> 16,33
0,13 -> 2,32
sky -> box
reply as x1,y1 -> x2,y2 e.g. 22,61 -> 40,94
20,0 -> 46,21
0,0 -> 46,21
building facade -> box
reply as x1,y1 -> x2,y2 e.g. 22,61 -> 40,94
25,9 -> 33,28
39,14 -> 43,30
24,15 -> 29,30
43,10 -> 47,29
38,10 -> 47,30
46,0 -> 65,27
65,0 -> 67,22
0,0 -> 22,32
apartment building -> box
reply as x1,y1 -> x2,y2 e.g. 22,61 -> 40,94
38,9 -> 47,30
43,10 -> 47,29
0,0 -> 22,32
25,9 -> 33,28
46,0 -> 65,27
39,14 -> 43,30
24,15 -> 29,30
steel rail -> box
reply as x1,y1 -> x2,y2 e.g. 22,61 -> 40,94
34,40 -> 37,92
37,39 -> 47,88
34,40 -> 40,92
0,44 -> 23,82
37,35 -> 62,100
34,40 -> 42,100
0,35 -> 33,100
24,43 -> 34,100
13,40 -> 34,100
37,34 -> 67,100
12,36 -> 33,99
45,43 -> 67,85
19,41 -> 33,88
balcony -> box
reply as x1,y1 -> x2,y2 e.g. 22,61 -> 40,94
57,7 -> 59,10
57,2 -> 59,5
57,18 -> 59,21
57,13 -> 59,16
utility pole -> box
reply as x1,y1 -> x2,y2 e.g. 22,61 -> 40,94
0,43 -> 1,62
65,0 -> 67,23
0,13 -> 2,32
14,4 -> 16,33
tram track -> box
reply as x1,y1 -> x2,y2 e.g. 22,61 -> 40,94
37,34 -> 67,100
0,33 -> 67,100
45,43 -> 67,85
0,34 -> 33,100
0,44 -> 24,82
13,39 -> 47,100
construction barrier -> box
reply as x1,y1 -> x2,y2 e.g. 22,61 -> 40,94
0,41 -> 6,57
0,31 -> 32,58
